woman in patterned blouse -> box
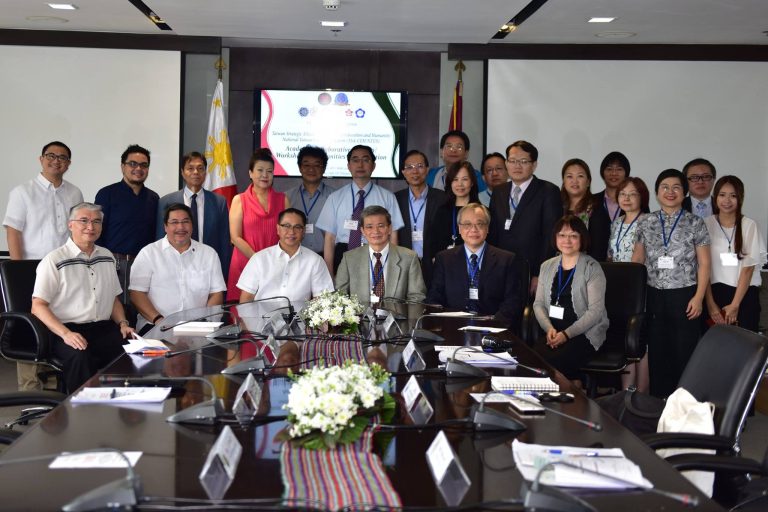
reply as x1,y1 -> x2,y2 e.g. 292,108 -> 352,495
607,176 -> 650,392
559,158 -> 610,261
632,169 -> 710,398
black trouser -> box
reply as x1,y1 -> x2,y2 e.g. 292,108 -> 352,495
51,320 -> 126,393
710,283 -> 761,333
533,333 -> 594,380
646,285 -> 700,399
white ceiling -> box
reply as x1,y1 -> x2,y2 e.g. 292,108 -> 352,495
2,0 -> 767,49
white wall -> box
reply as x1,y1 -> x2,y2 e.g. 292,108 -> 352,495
0,45 -> 182,252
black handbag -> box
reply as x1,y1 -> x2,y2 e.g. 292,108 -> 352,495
596,387 -> 665,436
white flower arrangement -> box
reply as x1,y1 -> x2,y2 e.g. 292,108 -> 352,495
301,290 -> 365,334
280,361 -> 394,450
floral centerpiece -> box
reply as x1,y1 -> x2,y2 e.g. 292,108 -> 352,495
301,290 -> 365,335
278,361 -> 395,450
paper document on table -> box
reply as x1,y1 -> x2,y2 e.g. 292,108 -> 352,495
512,440 -> 652,489
457,326 -> 507,333
173,321 -> 224,335
469,392 -> 538,404
492,376 -> 559,392
49,451 -> 142,469
71,387 -> 172,404
437,348 -> 517,367
123,333 -> 169,354
428,311 -> 476,317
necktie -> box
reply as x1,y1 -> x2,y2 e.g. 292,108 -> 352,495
373,252 -> 385,302
468,253 -> 479,311
190,193 -> 199,241
348,189 -> 365,249
510,186 -> 521,219
696,201 -> 707,218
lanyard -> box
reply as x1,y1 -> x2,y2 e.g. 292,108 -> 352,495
369,252 -> 388,289
451,207 -> 458,241
350,182 -> 372,209
300,183 -> 323,217
604,196 -> 620,223
659,210 -> 683,251
409,190 -> 426,229
555,261 -> 576,306
614,214 -> 639,253
465,245 -> 486,284
716,216 -> 735,252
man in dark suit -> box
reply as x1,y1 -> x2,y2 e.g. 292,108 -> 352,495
156,152 -> 231,277
488,140 -> 562,296
428,203 -> 524,332
395,150 -> 446,288
681,157 -> 716,218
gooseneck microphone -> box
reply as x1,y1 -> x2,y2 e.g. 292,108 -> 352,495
481,335 -> 549,376
0,448 -> 141,511
471,391 -> 527,431
99,375 -> 223,425
445,346 -> 491,378
511,394 -> 602,432
408,313 -> 445,343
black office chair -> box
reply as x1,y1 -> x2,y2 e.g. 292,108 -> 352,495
0,259 -> 64,392
643,324 -> 768,506
580,262 -> 647,397
0,390 -> 66,444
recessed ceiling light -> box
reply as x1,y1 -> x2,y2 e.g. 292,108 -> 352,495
47,3 -> 78,9
595,31 -> 636,39
320,21 -> 346,27
588,17 -> 615,23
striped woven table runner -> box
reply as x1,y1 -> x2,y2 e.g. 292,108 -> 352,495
300,335 -> 366,368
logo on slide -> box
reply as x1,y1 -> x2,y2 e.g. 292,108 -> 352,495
355,108 -> 365,118
298,107 -> 309,117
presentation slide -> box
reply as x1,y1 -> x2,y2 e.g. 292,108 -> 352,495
486,59 -> 768,230
258,90 -> 404,178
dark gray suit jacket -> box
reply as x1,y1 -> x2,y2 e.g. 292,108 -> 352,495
157,189 -> 231,277
395,186 -> 446,288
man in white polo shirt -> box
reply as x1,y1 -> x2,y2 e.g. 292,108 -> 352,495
129,203 -> 226,334
4,141 -> 84,390
237,208 -> 334,305
31,202 -> 133,393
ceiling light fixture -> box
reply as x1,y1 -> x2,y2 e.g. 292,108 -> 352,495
588,17 -> 615,23
47,3 -> 77,9
320,21 -> 346,27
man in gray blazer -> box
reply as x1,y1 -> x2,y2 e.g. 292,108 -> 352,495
336,205 -> 426,305
157,151 -> 231,277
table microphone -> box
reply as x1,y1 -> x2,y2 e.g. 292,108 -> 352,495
471,391 -> 527,431
445,346 -> 490,378
408,313 -> 445,343
527,460 -> 699,511
0,448 -> 141,511
511,394 -> 602,432
99,375 -> 223,425
481,336 -> 549,376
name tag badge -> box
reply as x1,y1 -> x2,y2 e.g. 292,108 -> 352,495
304,223 -> 314,234
370,293 -> 380,303
657,255 -> 674,269
549,304 -> 565,319
344,219 -> 358,230
412,230 -> 424,242
469,287 -> 479,300
504,219 -> 512,230
720,252 -> 739,267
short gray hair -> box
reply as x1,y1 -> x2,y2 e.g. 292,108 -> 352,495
360,205 -> 391,226
69,202 -> 104,221
457,203 -> 490,225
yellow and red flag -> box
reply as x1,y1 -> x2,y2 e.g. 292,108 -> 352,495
204,80 -> 237,207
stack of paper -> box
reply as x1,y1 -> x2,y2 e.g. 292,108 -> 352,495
491,376 -> 559,392
513,440 -> 652,489
122,333 -> 169,356
71,387 -> 171,404
436,346 -> 518,367
173,321 -> 224,335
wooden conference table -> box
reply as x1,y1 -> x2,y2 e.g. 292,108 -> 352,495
0,301 -> 722,511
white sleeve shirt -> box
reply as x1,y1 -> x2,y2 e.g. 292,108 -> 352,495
129,238 -> 226,330
3,175 -> 84,258
315,183 -> 405,243
237,244 -> 334,304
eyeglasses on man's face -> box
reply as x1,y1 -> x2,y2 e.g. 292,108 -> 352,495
444,143 -> 465,152
458,221 -> 488,231
167,219 -> 192,226
72,218 -> 103,227
687,174 -> 713,183
123,161 -> 150,169
279,223 -> 305,232
506,158 -> 533,167
43,153 -> 71,163
403,163 -> 426,172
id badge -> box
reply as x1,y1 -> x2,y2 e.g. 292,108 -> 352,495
504,219 -> 512,230
370,293 -> 380,303
549,304 -> 565,319
657,255 -> 674,269
343,219 -> 359,230
304,223 -> 314,234
469,287 -> 479,300
720,252 -> 738,267
412,230 -> 424,241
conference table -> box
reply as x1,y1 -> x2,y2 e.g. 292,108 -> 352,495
0,300 -> 723,511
